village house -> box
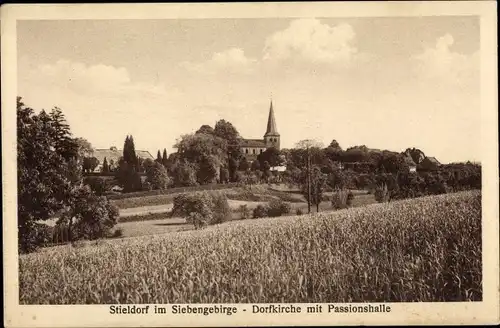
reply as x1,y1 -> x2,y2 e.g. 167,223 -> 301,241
92,146 -> 155,172
418,156 -> 441,171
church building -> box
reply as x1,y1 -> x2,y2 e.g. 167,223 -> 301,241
239,100 -> 280,161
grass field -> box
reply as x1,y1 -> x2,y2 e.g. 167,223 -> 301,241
110,184 -> 308,209
19,190 -> 481,304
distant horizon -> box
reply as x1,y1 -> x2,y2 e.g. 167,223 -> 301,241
18,17 -> 480,164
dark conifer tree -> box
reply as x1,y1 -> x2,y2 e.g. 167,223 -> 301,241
162,148 -> 168,167
102,157 -> 109,173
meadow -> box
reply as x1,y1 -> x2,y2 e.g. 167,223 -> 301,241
19,190 -> 481,304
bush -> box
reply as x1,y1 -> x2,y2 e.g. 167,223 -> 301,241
55,186 -> 120,242
267,199 -> 291,217
253,205 -> 268,219
172,192 -> 213,229
347,191 -> 354,206
211,193 -> 231,224
374,183 -> 390,203
296,208 -> 304,216
332,189 -> 350,210
238,205 -> 252,220
111,228 -> 123,238
172,191 -> 231,228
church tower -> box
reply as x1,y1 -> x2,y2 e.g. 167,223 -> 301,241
263,100 -> 280,150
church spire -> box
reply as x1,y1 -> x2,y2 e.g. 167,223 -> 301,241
265,99 -> 279,136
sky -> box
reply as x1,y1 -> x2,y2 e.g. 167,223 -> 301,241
17,17 -> 481,163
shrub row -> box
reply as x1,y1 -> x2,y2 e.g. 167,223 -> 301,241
107,183 -> 239,200
252,199 -> 292,219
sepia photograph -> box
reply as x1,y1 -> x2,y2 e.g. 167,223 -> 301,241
2,2 -> 499,327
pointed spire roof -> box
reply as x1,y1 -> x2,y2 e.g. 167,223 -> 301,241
265,99 -> 279,136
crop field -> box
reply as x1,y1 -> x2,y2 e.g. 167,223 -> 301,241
19,190 -> 481,304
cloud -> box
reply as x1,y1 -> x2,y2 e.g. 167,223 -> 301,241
412,34 -> 479,85
263,18 -> 358,65
21,59 -> 172,98
180,48 -> 257,75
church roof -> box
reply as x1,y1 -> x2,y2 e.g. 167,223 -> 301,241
241,139 -> 266,148
264,100 -> 279,137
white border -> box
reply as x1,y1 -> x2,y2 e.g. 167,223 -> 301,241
2,2 -> 499,327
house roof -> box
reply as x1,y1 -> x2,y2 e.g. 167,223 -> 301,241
425,156 -> 441,165
93,148 -> 154,164
240,139 -> 266,148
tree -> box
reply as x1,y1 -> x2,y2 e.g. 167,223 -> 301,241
258,147 -> 281,168
123,135 -> 138,168
379,152 -> 409,174
403,147 -> 426,165
74,137 -> 94,159
162,148 -> 168,168
251,160 -> 261,171
228,157 -> 239,182
174,133 -> 227,184
170,160 -> 198,187
238,157 -> 250,171
219,167 -> 230,184
117,135 -> 142,192
116,158 -> 142,192
83,156 -> 100,173
295,139 -> 324,213
144,158 -> 171,190
197,154 -> 219,185
17,97 -> 91,252
156,150 -> 162,163
214,119 -> 241,157
328,139 -> 343,151
196,124 -> 215,135
47,107 -> 79,161
58,185 -> 119,241
102,157 -> 109,173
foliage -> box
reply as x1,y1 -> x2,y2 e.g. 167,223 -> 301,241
162,149 -> 169,168
116,158 -> 142,192
82,156 -> 100,173
252,205 -> 268,219
219,167 -> 230,184
211,193 -> 232,224
374,183 -> 390,203
143,159 -> 171,190
102,157 -> 110,173
238,157 -> 250,171
172,191 -> 231,229
238,205 -> 252,220
57,185 -> 119,242
251,160 -> 261,171
83,177 -> 107,196
196,124 -> 215,135
266,199 -> 291,217
214,119 -> 241,158
257,147 -> 282,168
170,160 -> 198,187
123,135 -> 138,167
17,97 -> 79,253
19,191 -> 482,303
331,189 -> 350,210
